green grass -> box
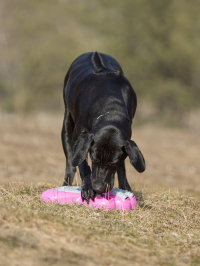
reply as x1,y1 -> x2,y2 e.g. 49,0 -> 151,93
0,182 -> 199,266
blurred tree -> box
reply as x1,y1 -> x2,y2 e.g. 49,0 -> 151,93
106,0 -> 200,125
0,0 -> 200,126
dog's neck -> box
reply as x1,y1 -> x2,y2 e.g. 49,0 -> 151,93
92,111 -> 132,137
96,111 -> 110,120
93,111 -> 131,133
95,111 -> 130,121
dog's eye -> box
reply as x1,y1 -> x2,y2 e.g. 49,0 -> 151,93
93,159 -> 100,164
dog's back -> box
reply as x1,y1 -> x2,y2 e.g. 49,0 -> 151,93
65,52 -> 123,85
64,52 -> 137,132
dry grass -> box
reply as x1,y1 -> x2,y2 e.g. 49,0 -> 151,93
0,114 -> 200,266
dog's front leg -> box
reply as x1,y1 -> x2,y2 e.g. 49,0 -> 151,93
117,161 -> 132,192
79,160 -> 95,203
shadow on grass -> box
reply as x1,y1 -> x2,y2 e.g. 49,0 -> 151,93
132,189 -> 153,210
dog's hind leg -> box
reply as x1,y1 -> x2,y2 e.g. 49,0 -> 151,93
117,161 -> 132,192
62,109 -> 76,186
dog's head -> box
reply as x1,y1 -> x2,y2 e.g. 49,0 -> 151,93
72,126 -> 145,193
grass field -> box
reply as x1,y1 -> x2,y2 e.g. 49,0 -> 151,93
0,114 -> 199,266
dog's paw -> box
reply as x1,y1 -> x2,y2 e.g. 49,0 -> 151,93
81,184 -> 95,204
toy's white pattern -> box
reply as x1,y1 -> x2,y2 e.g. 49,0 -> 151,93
55,186 -> 134,200
56,186 -> 81,193
110,188 -> 134,199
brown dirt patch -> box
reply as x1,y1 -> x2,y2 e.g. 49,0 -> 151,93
0,114 -> 199,196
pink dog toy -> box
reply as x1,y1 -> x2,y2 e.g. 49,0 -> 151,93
41,186 -> 137,210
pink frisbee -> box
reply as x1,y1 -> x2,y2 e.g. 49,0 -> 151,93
41,186 -> 137,210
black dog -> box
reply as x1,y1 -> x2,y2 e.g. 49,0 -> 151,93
62,52 -> 145,203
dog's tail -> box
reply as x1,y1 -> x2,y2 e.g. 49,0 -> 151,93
92,51 -> 108,72
92,51 -> 120,75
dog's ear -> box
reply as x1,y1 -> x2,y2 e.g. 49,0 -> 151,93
72,133 -> 93,166
125,140 -> 145,173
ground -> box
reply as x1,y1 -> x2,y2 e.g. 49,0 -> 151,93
0,114 -> 199,266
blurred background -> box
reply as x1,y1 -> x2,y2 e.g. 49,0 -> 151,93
0,0 -> 200,128
0,0 -> 200,196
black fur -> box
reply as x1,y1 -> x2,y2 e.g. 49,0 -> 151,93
62,52 -> 145,203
